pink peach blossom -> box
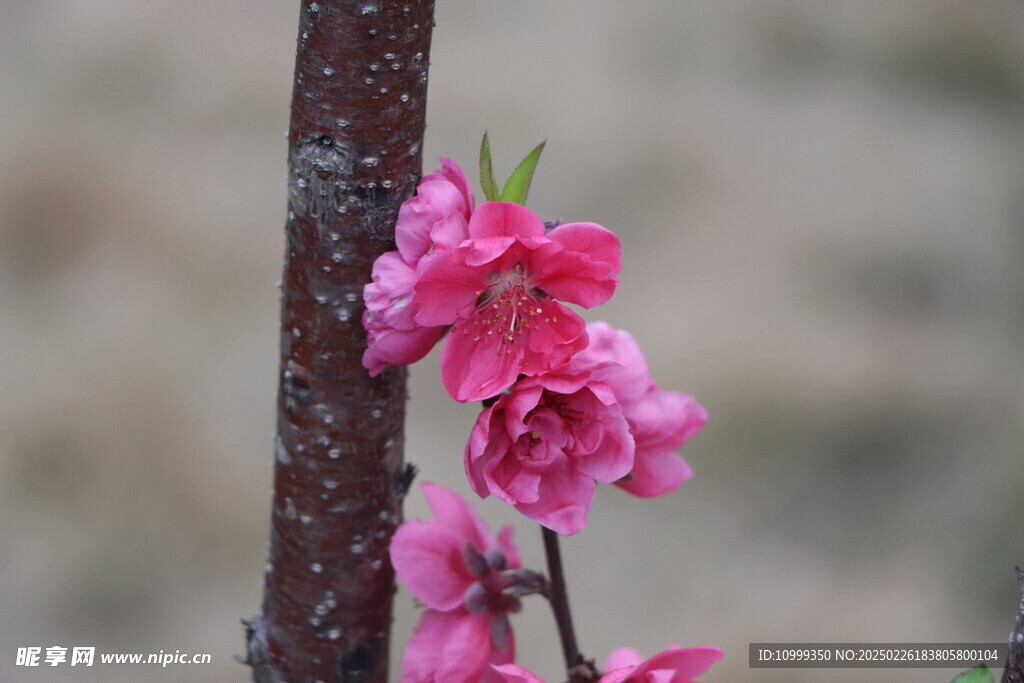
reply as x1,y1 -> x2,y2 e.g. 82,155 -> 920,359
578,322 -> 707,498
464,360 -> 634,535
362,159 -> 473,376
490,664 -> 547,683
362,252 -> 448,376
414,201 -> 621,401
599,645 -> 723,683
395,157 -> 474,268
491,645 -> 723,683
391,483 -> 536,683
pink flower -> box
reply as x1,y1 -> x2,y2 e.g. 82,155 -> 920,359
491,645 -> 723,683
362,159 -> 473,377
490,664 -> 547,683
414,201 -> 621,401
391,483 -> 539,683
362,252 -> 448,376
395,158 -> 475,268
465,360 -> 634,535
578,323 -> 707,498
599,646 -> 723,683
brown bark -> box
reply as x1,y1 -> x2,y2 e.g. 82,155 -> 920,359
245,2 -> 435,681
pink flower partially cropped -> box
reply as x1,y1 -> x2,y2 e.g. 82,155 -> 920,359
395,158 -> 474,268
362,252 -> 448,376
578,322 -> 707,498
465,360 -> 634,535
414,201 -> 621,401
491,645 -> 722,683
391,483 -> 537,683
600,645 -> 723,683
362,159 -> 473,376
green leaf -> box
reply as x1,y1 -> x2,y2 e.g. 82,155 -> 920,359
479,132 -> 499,202
951,664 -> 994,683
499,140 -> 546,205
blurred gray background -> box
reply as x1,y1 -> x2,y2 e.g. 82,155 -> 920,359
1,1 -> 1022,681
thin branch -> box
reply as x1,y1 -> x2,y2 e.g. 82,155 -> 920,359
245,2 -> 435,682
542,527 -> 598,682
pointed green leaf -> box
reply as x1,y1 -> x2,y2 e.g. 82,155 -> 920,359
499,140 -> 546,205
479,132 -> 499,202
951,664 -> 993,683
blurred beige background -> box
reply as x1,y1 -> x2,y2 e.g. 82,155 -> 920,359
1,1 -> 1023,681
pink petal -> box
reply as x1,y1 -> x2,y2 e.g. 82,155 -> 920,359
484,617 -> 516,682
429,157 -> 475,214
631,646 -> 724,682
401,610 -> 500,683
441,324 -> 523,402
413,249 -> 490,327
616,448 -> 693,498
368,251 -> 419,297
465,235 -> 517,267
603,648 -> 645,673
362,324 -> 446,377
503,384 -> 545,440
396,180 -> 467,265
523,300 -> 587,357
390,521 -> 474,611
529,224 -> 621,308
522,409 -> 572,456
532,361 -> 593,396
468,201 -> 546,241
495,525 -> 521,569
465,407 -> 502,497
483,448 -> 543,505
546,222 -> 622,274
573,408 -> 635,484
421,482 -> 492,551
514,469 -> 595,536
530,249 -> 618,308
437,612 -> 496,683
430,210 -> 471,251
628,390 -> 707,455
644,673 -> 677,683
491,664 -> 548,683
579,323 -> 652,408
401,609 -> 456,682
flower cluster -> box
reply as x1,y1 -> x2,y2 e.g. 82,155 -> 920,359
392,485 -> 722,683
466,322 -> 707,534
364,156 -> 706,535
367,143 -> 716,683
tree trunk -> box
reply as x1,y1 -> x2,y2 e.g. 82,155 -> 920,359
246,2 -> 435,681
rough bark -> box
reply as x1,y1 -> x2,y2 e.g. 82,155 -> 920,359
246,2 -> 435,681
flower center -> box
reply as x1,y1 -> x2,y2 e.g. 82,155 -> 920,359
463,544 -> 523,615
463,263 -> 548,354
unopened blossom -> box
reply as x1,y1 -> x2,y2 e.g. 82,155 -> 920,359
391,483 -> 540,683
465,359 -> 634,535
362,159 -> 473,376
492,645 -> 723,683
414,201 -> 621,401
578,322 -> 707,498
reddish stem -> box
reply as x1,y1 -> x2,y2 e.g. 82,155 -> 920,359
543,527 -> 599,682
